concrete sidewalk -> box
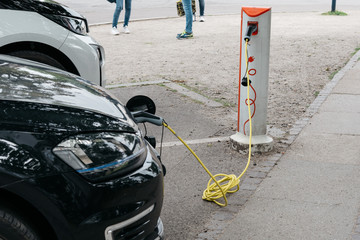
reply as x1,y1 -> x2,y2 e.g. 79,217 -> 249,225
218,51 -> 360,239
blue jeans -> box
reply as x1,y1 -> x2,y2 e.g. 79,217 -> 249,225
198,0 -> 205,16
112,0 -> 132,28
183,0 -> 193,33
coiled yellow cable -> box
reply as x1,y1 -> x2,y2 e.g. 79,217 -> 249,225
162,40 -> 252,207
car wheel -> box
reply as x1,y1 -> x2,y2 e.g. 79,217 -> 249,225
8,50 -> 66,71
0,207 -> 40,240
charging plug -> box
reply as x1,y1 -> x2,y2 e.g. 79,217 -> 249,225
244,23 -> 258,42
131,111 -> 164,126
241,76 -> 251,87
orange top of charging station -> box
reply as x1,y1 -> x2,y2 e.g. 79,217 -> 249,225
242,7 -> 271,17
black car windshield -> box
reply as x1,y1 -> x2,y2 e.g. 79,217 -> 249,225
0,57 -> 126,120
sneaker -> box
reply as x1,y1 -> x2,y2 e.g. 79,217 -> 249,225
123,26 -> 130,34
111,27 -> 119,35
199,16 -> 205,22
193,13 -> 196,22
176,31 -> 193,40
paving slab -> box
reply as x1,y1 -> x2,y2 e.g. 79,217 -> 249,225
333,65 -> 360,95
320,94 -> 360,113
285,133 -> 360,165
219,197 -> 357,240
254,159 -> 360,205
305,112 -> 360,135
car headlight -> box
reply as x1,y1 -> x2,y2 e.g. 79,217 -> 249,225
53,132 -> 147,182
43,14 -> 89,35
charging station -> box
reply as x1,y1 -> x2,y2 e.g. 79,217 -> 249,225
231,7 -> 274,153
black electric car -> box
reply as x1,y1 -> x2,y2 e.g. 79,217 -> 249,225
0,55 -> 165,240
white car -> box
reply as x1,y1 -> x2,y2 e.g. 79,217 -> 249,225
0,0 -> 105,86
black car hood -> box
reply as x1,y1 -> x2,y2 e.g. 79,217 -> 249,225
0,55 -> 137,133
0,0 -> 84,19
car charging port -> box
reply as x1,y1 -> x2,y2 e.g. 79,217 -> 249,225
244,22 -> 258,42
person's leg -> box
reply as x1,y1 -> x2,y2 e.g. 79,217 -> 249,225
112,0 -> 124,28
123,0 -> 132,27
183,0 -> 193,33
198,0 -> 205,16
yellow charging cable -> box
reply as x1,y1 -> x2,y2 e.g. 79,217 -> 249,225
162,40 -> 252,207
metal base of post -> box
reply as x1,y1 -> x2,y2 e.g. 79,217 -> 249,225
230,132 -> 273,153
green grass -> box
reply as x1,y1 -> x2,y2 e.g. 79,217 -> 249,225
352,47 -> 360,56
329,70 -> 339,80
214,98 -> 235,108
328,46 -> 360,79
322,10 -> 347,16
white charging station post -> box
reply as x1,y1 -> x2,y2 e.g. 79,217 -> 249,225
230,7 -> 274,153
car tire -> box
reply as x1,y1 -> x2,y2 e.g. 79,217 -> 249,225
8,50 -> 66,71
0,207 -> 41,240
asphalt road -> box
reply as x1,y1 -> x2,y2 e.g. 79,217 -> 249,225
57,0 -> 360,24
